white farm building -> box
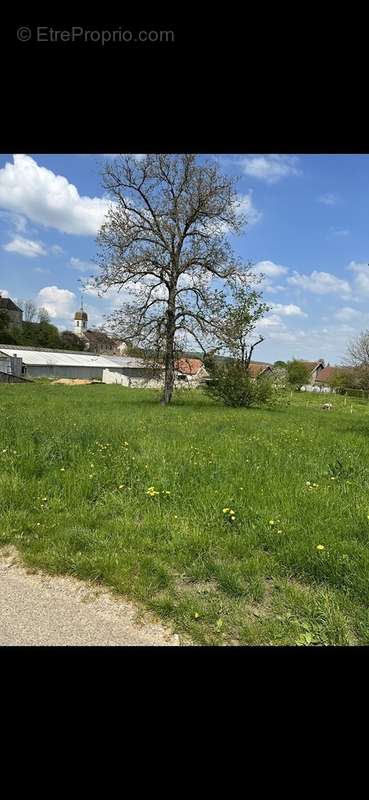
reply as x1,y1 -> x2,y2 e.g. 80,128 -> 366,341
0,347 -> 154,382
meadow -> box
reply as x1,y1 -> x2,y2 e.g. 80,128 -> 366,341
1,383 -> 369,645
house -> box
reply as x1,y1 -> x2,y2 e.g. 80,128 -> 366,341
315,365 -> 357,390
300,359 -> 325,384
82,329 -> 127,356
73,302 -> 127,354
0,294 -> 23,327
174,357 -> 209,386
315,366 -> 338,388
248,362 -> 273,379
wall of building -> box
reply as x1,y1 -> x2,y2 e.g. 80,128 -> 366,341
102,369 -> 204,389
103,369 -> 163,388
0,355 -> 23,376
24,364 -> 107,380
3,308 -> 22,327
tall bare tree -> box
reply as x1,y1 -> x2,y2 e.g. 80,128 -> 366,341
93,154 -> 253,404
346,330 -> 369,390
347,329 -> 369,367
20,299 -> 38,322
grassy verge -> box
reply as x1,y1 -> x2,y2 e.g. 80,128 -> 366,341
1,384 -> 369,645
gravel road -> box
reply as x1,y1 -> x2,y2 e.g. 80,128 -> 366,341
0,548 -> 180,646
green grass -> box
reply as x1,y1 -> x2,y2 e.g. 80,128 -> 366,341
1,383 -> 369,645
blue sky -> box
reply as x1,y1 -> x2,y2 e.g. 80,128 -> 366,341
1,152 -> 369,364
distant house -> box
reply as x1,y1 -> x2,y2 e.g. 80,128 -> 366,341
0,294 -> 23,327
82,329 -> 127,356
248,362 -> 273,380
315,366 -> 338,388
315,365 -> 357,390
174,357 -> 209,386
300,359 -> 325,384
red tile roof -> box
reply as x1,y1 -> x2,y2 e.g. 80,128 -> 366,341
248,363 -> 272,378
315,366 -> 337,384
301,360 -> 324,371
175,358 -> 204,375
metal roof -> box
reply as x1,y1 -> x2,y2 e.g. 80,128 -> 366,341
0,347 -> 147,369
108,355 -> 162,370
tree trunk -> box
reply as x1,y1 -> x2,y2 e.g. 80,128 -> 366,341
161,290 -> 176,405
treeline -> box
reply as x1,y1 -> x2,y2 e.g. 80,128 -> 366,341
0,306 -> 85,351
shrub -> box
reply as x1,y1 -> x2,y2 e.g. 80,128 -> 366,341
205,361 -> 277,408
287,359 -> 310,390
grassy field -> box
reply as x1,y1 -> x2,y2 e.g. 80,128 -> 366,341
1,383 -> 369,645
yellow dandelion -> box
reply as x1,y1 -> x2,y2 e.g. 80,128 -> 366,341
316,544 -> 325,551
269,520 -> 275,526
60,468 -> 65,472
118,485 -> 124,489
223,508 -> 230,513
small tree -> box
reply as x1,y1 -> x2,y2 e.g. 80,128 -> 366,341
38,306 -> 51,324
287,359 -> 310,390
328,369 -> 349,393
209,278 -> 269,368
274,360 -> 287,368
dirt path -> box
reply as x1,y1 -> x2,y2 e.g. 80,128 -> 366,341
0,548 -> 180,646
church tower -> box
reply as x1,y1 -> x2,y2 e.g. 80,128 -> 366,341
74,297 -> 88,337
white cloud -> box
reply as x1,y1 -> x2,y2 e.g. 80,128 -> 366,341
269,303 -> 307,317
36,286 -> 76,321
334,306 -> 362,321
347,261 -> 369,274
346,261 -> 369,297
257,313 -> 286,330
254,260 -> 289,278
70,256 -> 95,272
33,267 -> 51,274
240,155 -> 301,183
287,270 -> 351,296
0,154 -> 112,236
353,272 -> 369,296
318,193 -> 339,206
0,288 -> 9,297
264,284 -> 287,294
50,245 -> 64,255
3,236 -> 47,258
0,211 -> 28,232
237,192 -> 262,226
102,154 -> 146,161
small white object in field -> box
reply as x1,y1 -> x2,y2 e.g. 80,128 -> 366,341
321,403 -> 333,410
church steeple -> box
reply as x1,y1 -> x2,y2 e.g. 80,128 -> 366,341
74,295 -> 88,337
